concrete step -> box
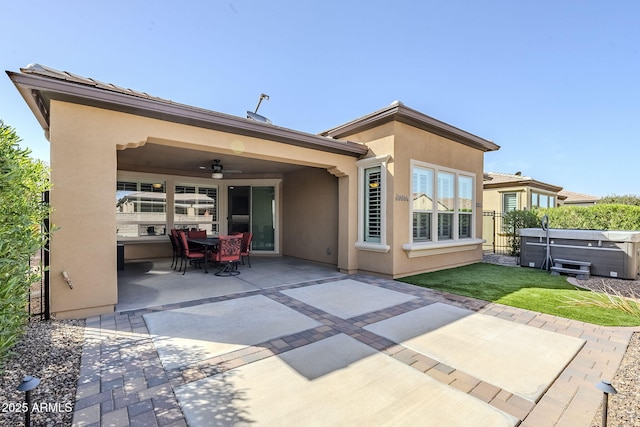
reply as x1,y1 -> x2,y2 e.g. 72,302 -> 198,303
553,258 -> 592,267
551,266 -> 590,280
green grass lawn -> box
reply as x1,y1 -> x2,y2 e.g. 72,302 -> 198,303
398,263 -> 640,327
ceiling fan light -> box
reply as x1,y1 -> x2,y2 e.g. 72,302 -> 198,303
211,172 -> 224,179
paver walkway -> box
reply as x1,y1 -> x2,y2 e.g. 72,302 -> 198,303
71,273 -> 637,426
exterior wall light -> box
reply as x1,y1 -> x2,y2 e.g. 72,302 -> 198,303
596,380 -> 617,427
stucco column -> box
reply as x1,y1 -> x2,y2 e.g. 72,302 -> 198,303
48,101 -> 119,318
331,165 -> 359,274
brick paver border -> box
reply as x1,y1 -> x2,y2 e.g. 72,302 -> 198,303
72,275 -> 638,427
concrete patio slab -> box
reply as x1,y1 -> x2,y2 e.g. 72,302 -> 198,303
143,294 -> 322,370
117,257 -> 345,311
236,258 -> 345,289
175,333 -> 519,426
75,262 -> 638,427
365,302 -> 586,402
281,279 -> 417,319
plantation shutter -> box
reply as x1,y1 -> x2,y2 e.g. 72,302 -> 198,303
365,166 -> 382,243
503,193 -> 517,213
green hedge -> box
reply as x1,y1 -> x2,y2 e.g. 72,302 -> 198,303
538,204 -> 640,230
0,121 -> 51,371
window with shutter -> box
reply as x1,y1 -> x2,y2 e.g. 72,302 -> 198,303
364,166 -> 381,243
458,175 -> 473,238
356,155 -> 390,252
409,161 -> 476,244
116,179 -> 167,238
503,193 -> 517,213
412,167 -> 433,241
174,184 -> 219,235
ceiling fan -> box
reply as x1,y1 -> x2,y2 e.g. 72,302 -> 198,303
209,159 -> 242,179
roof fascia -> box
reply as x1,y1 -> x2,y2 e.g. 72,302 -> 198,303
6,71 -> 368,157
322,102 -> 500,153
483,180 -> 563,193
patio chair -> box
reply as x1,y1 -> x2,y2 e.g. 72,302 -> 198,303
177,230 -> 206,275
210,235 -> 242,276
187,229 -> 207,239
240,232 -> 253,267
169,229 -> 185,271
168,231 -> 180,270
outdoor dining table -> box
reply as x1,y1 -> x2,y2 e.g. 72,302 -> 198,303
186,237 -> 219,273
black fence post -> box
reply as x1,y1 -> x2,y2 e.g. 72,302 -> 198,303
43,190 -> 50,320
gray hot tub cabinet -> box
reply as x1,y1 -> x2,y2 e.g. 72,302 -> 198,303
519,228 -> 640,279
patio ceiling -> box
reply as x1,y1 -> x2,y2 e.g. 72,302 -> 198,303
117,142 -> 310,178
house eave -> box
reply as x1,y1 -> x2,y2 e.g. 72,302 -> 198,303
321,101 -> 500,153
483,180 -> 563,193
6,70 -> 368,157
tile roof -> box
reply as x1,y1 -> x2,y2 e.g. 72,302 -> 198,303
7,64 -> 369,157
483,172 -> 563,192
21,63 -> 173,103
484,172 -> 534,184
557,190 -> 601,203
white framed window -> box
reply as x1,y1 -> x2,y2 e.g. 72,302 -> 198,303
437,171 -> 455,240
458,175 -> 473,239
531,191 -> 554,209
356,155 -> 391,252
174,183 -> 219,235
407,161 -> 477,245
116,179 -> 167,238
412,167 -> 433,242
364,166 -> 382,243
503,192 -> 517,213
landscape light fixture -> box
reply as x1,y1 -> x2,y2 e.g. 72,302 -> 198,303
596,380 -> 617,427
17,375 -> 40,426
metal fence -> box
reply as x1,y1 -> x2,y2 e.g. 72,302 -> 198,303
29,191 -> 50,321
482,211 -> 512,255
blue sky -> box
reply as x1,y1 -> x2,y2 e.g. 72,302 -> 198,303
2,0 -> 638,197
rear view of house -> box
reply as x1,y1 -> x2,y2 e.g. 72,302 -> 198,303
7,64 -> 499,318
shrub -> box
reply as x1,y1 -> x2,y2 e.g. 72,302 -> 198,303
599,194 -> 640,206
539,204 -> 640,230
0,121 -> 51,371
502,209 -> 540,256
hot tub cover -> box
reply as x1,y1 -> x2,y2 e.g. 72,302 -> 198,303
519,228 -> 640,243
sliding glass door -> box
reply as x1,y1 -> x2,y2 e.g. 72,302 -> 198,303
251,186 -> 275,250
227,185 -> 276,251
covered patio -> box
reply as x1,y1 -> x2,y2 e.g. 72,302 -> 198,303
116,142 -> 350,267
117,256 -> 345,312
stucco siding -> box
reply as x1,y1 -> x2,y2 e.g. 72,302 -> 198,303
282,168 -> 339,265
49,101 -> 119,318
391,122 -> 484,277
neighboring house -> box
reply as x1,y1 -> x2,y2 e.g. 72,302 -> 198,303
482,172 -> 563,253
483,172 -> 564,213
7,64 -> 499,318
557,190 -> 601,206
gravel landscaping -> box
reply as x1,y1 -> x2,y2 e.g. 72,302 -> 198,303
0,319 -> 84,427
576,276 -> 640,427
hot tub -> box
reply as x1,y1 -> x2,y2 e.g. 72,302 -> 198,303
519,228 -> 640,279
